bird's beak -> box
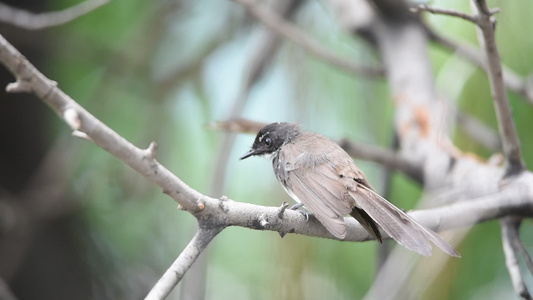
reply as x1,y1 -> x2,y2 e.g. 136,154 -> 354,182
239,148 -> 259,160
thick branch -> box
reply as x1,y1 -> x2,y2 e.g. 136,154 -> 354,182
0,0 -> 110,30
199,175 -> 533,243
232,0 -> 385,77
145,228 -> 222,300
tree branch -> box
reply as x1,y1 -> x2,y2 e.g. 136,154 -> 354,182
0,0 -> 110,30
199,177 -> 533,243
471,0 -> 524,175
232,0 -> 385,77
412,4 -> 480,24
501,217 -> 532,300
145,228 -> 222,300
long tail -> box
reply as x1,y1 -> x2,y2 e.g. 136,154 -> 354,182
350,207 -> 382,243
349,186 -> 460,257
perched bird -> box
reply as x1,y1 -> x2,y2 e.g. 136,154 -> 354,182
240,122 -> 459,257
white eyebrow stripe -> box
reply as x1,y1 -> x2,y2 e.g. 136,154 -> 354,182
258,132 -> 269,142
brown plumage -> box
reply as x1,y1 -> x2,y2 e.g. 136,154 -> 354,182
240,122 -> 459,257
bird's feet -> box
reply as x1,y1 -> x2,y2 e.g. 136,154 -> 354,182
290,203 -> 304,210
290,203 -> 309,221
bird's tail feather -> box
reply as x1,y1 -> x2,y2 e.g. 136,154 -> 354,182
350,185 -> 460,257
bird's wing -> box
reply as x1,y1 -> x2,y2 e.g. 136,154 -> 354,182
349,184 -> 460,257
278,142 -> 353,239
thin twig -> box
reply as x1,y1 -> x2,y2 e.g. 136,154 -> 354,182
501,217 -> 532,300
413,4 -> 479,24
232,0 -> 385,77
472,0 -> 525,175
145,228 -> 222,300
0,0 -> 110,30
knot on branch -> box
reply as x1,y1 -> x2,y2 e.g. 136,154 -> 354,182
63,108 -> 81,130
144,141 -> 159,159
197,202 -> 205,211
6,79 -> 33,93
218,196 -> 230,213
277,202 -> 289,219
64,108 -> 94,142
258,213 -> 269,228
72,130 -> 93,141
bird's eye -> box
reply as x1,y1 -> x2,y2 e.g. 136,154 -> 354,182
264,137 -> 272,146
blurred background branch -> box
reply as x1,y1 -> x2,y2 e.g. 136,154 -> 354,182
233,0 -> 385,77
0,0 -> 110,30
501,217 -> 531,300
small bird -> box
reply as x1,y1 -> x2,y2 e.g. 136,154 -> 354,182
240,122 -> 459,257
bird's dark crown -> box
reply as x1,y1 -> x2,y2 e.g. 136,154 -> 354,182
240,122 -> 301,160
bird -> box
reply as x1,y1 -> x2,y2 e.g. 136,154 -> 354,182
240,122 -> 459,257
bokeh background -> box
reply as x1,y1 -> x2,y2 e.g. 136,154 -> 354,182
1,0 -> 533,299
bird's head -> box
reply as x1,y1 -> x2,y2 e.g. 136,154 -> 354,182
240,122 -> 301,160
